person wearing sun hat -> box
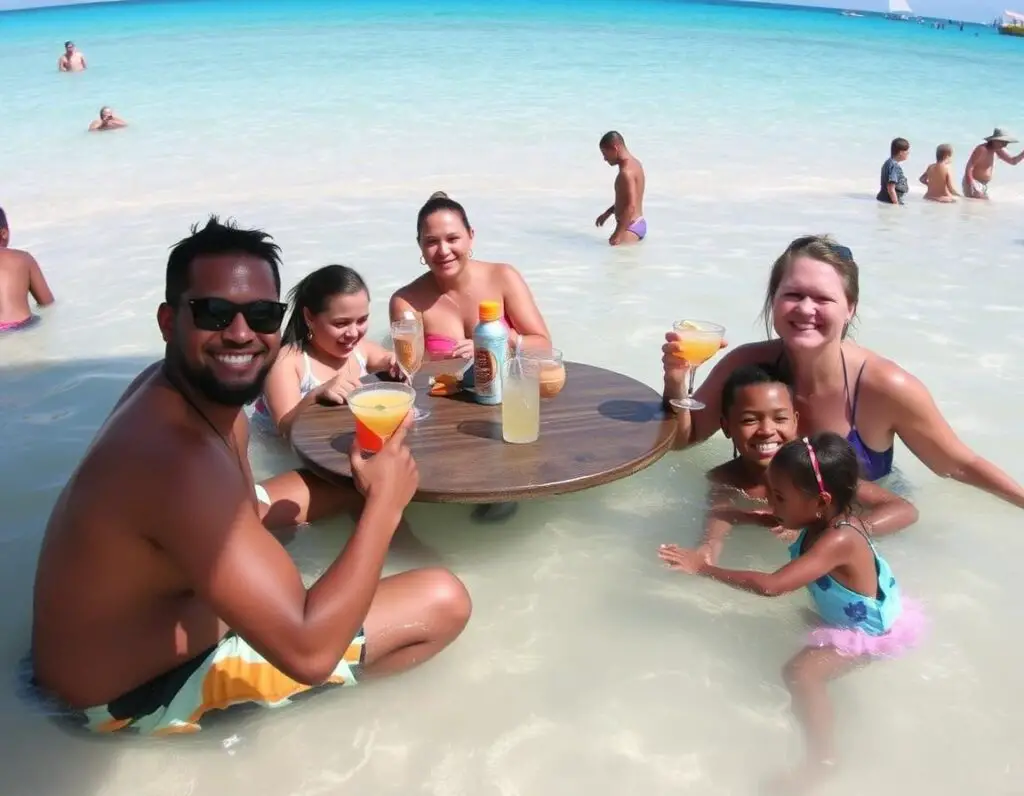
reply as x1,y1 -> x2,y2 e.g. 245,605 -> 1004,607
961,127 -> 1024,199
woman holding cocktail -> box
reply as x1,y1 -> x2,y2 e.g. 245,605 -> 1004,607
660,234 -> 1024,508
254,264 -> 397,437
389,192 -> 552,357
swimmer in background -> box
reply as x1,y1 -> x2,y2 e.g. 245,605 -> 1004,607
89,107 -> 128,132
666,365 -> 917,565
660,433 -> 926,794
0,207 -> 55,333
919,144 -> 960,203
962,128 -> 1024,200
58,41 -> 87,72
595,131 -> 646,245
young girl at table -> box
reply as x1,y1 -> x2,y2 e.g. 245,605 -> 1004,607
659,432 -> 926,793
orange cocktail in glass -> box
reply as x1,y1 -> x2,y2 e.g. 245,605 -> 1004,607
669,320 -> 726,411
347,383 -> 416,454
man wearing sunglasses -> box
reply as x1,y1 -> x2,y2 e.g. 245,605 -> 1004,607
30,216 -> 471,735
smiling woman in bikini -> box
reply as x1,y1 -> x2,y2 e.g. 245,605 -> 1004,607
389,192 -> 551,361
661,234 -> 1024,509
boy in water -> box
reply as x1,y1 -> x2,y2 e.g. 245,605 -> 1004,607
877,137 -> 910,205
919,144 -> 960,203
671,365 -> 918,564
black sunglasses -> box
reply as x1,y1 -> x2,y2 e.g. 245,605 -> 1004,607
186,298 -> 287,334
793,236 -> 853,263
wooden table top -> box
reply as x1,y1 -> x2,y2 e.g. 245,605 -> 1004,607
290,361 -> 677,504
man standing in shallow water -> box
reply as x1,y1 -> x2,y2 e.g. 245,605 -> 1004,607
0,207 -> 55,333
962,128 -> 1024,200
57,41 -> 87,72
595,131 -> 647,246
31,217 -> 471,734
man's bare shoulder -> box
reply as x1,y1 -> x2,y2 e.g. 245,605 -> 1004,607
0,247 -> 36,270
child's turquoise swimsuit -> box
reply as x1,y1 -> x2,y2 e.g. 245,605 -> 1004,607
789,522 -> 901,636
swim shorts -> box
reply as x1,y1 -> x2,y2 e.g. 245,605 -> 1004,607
77,629 -> 366,735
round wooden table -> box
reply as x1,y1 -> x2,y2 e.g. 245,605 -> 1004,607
290,361 -> 677,504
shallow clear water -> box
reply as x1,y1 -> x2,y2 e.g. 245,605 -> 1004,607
2,2 -> 1024,795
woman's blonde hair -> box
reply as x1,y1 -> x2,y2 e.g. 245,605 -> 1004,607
760,235 -> 860,339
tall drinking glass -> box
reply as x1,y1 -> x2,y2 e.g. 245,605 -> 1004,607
390,318 -> 430,421
501,353 -> 542,444
669,320 -> 725,411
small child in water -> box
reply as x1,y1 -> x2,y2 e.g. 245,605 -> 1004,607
670,365 -> 918,565
659,432 -> 926,794
919,144 -> 960,203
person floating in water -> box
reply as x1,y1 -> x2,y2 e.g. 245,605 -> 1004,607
0,207 -> 55,333
919,143 -> 960,203
89,107 -> 128,132
595,130 -> 646,245
962,128 -> 1024,200
58,40 -> 87,72
668,365 -> 918,566
660,433 -> 926,795
876,137 -> 910,205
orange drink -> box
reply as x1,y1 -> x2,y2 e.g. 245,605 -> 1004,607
347,383 -> 415,454
669,320 -> 726,412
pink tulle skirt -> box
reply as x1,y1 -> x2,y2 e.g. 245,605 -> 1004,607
806,597 -> 927,658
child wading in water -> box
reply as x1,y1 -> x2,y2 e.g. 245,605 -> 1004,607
659,432 -> 926,794
673,365 -> 918,565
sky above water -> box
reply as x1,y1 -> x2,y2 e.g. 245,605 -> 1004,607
0,0 -> 1011,24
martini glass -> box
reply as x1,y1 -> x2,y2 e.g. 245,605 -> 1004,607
347,382 -> 416,454
390,318 -> 430,421
669,320 -> 726,411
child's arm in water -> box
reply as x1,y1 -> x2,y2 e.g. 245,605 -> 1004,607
853,480 -> 918,537
695,467 -> 778,563
659,526 -> 858,597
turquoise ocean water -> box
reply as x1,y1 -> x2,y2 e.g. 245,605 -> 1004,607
2,3 -> 1024,796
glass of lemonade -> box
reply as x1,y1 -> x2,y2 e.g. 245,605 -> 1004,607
669,320 -> 726,411
390,318 -> 430,421
501,352 -> 542,444
347,382 -> 416,454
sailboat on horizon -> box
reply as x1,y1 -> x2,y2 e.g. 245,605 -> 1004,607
886,0 -> 914,19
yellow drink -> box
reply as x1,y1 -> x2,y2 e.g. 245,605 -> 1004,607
502,379 -> 540,444
673,337 -> 721,366
348,385 -> 414,453
394,333 -> 424,375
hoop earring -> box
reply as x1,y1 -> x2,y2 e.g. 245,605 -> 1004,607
419,255 -> 427,266
468,249 -> 474,259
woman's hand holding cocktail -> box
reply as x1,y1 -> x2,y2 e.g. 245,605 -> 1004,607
661,331 -> 728,379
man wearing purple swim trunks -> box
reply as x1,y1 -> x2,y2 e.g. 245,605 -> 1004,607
0,207 -> 55,332
595,131 -> 647,246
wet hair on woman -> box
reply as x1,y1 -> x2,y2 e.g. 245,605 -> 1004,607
769,432 -> 861,516
416,193 -> 471,239
281,264 -> 369,350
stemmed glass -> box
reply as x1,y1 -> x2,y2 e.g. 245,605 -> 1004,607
390,317 -> 430,421
668,320 -> 725,411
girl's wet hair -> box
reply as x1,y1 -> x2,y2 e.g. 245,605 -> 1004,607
281,264 -> 369,350
769,432 -> 860,516
760,234 -> 860,339
416,193 -> 471,239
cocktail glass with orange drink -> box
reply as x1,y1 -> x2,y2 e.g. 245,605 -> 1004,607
519,340 -> 566,398
390,317 -> 430,421
669,320 -> 726,411
347,382 -> 416,454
